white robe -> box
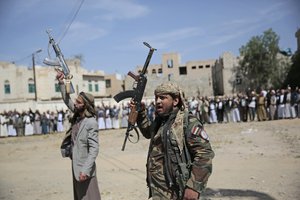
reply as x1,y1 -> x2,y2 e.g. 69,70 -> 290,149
57,113 -> 64,132
0,115 -> 8,137
24,115 -> 33,136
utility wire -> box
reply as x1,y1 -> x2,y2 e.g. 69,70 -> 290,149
58,0 -> 85,44
12,54 -> 32,64
13,0 -> 85,64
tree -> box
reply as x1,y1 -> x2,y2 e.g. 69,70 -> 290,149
284,50 -> 300,88
238,28 -> 289,91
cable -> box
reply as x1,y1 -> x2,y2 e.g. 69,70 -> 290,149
13,1 -> 84,65
12,54 -> 32,64
58,0 -> 85,44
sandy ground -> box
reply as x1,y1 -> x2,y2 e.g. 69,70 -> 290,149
0,118 -> 300,200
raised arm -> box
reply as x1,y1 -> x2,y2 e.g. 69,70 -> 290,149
56,70 -> 75,112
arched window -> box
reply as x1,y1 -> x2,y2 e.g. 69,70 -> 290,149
4,80 -> 10,94
28,78 -> 35,93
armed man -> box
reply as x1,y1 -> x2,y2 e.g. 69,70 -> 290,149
131,82 -> 214,200
46,30 -> 101,200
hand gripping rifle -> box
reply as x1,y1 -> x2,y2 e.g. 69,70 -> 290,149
43,29 -> 75,94
114,42 -> 156,151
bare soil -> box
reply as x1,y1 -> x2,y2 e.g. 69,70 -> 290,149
0,118 -> 299,200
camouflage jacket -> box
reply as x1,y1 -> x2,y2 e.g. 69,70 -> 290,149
137,108 -> 214,198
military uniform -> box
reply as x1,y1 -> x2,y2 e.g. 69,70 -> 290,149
137,107 -> 214,199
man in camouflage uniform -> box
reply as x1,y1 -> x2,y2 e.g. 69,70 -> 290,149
134,82 -> 214,200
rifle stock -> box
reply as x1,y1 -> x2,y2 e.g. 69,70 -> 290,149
113,90 -> 135,103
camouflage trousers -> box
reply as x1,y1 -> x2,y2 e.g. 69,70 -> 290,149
150,185 -> 178,200
150,186 -> 202,200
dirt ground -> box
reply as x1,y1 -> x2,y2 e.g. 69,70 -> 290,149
0,118 -> 299,200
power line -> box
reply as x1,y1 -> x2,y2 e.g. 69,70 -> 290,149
58,0 -> 85,44
13,0 -> 85,65
12,54 -> 32,64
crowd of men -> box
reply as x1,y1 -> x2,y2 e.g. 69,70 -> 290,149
1,86 -> 299,138
190,86 -> 300,124
0,109 -> 73,137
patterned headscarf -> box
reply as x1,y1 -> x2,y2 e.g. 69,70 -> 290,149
79,92 -> 96,117
154,82 -> 186,110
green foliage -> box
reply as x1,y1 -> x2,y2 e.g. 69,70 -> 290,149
284,51 -> 300,88
238,28 -> 291,90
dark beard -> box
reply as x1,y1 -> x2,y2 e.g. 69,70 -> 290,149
74,106 -> 85,114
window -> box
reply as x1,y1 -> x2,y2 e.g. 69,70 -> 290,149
138,69 -> 148,74
106,79 -> 111,88
4,80 -> 10,94
88,80 -> 93,92
205,65 -> 210,68
152,69 -> 156,74
179,66 -> 187,75
94,80 -> 99,92
95,84 -> 99,92
28,78 -> 35,93
192,66 -> 196,69
199,65 -> 203,69
158,68 -> 163,74
167,59 -> 173,68
55,83 -> 60,92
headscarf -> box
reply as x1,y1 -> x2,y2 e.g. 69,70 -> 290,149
79,92 -> 96,117
154,82 -> 186,110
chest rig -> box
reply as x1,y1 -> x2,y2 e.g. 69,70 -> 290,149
161,110 -> 192,198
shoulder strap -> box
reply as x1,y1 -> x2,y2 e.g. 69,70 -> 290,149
183,111 -> 192,166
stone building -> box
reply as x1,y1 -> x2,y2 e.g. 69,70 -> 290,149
105,73 -> 124,98
124,52 -> 238,98
1,51 -> 240,112
0,59 -> 106,102
0,59 -> 115,111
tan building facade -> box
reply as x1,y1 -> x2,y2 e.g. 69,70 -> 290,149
0,59 -> 107,102
1,51 -> 239,111
125,52 -> 238,98
105,74 -> 124,98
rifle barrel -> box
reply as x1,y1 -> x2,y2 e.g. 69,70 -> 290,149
141,42 -> 156,75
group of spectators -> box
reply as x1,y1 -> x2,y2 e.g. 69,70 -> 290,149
0,109 -> 72,137
1,86 -> 299,137
90,85 -> 300,130
187,86 -> 300,124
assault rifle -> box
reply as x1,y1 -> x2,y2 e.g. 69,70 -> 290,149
114,42 -> 156,151
43,29 -> 75,94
